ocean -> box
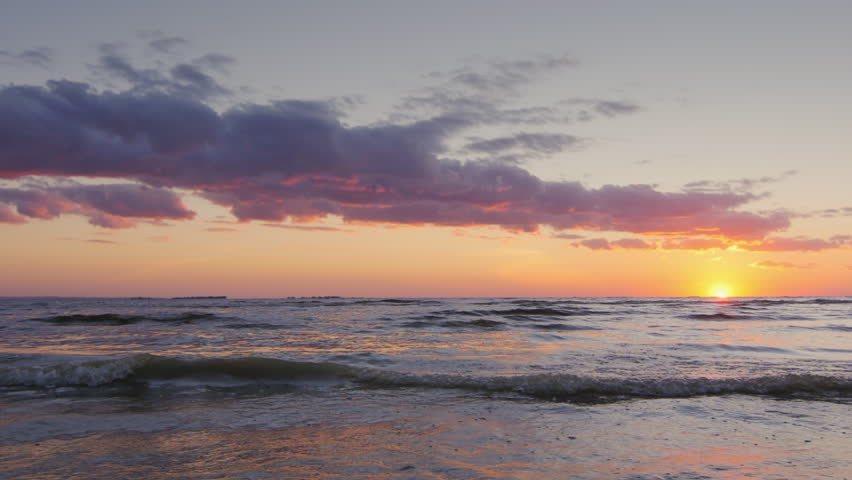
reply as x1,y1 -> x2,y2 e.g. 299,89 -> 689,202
0,296 -> 849,479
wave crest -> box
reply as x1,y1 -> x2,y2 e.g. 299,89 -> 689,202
2,355 -> 849,403
31,312 -> 220,325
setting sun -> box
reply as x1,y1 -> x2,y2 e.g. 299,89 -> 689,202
710,286 -> 732,298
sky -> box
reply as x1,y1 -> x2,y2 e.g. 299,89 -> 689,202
1,0 -> 851,297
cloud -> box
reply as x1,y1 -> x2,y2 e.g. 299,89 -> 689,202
570,235 -> 850,253
428,54 -> 578,96
737,236 -> 849,252
0,79 -> 788,237
0,205 -> 26,224
148,235 -> 170,242
750,260 -> 814,270
148,36 -> 189,54
398,55 -> 637,127
660,237 -> 729,250
0,47 -> 54,68
206,227 -> 239,233
573,238 -> 612,250
683,170 -> 797,194
87,239 -> 118,244
452,229 -> 515,241
572,237 -> 655,250
0,183 -> 194,228
0,54 -> 800,241
558,98 -> 641,121
192,53 -> 237,73
553,232 -> 584,240
464,133 -> 582,155
611,238 -> 655,249
261,223 -> 355,233
802,206 -> 852,218
92,46 -> 230,100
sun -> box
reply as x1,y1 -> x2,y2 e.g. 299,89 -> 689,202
710,285 -> 731,299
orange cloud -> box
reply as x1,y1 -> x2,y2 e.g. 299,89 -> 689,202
750,260 -> 814,270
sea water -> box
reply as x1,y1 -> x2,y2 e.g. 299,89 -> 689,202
0,297 -> 849,479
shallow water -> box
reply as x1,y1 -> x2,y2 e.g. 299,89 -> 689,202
1,297 -> 850,479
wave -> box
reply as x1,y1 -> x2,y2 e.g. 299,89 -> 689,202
789,324 -> 852,332
401,317 -> 600,331
351,298 -> 440,305
2,355 -> 849,403
684,313 -> 754,321
728,297 -> 852,306
677,343 -> 793,354
356,370 -> 852,402
810,298 -> 852,305
0,355 -> 353,388
426,307 -> 606,319
684,312 -> 816,322
520,323 -> 599,331
30,312 -> 221,325
402,319 -> 506,329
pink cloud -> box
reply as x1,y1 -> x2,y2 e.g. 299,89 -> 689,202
610,238 -> 655,249
0,183 -> 194,228
573,238 -> 612,250
739,236 -> 847,252
552,232 -> 584,240
261,223 -> 354,233
0,205 -> 26,224
660,238 -> 729,250
750,260 -> 814,270
572,237 -> 656,250
0,75 -> 812,241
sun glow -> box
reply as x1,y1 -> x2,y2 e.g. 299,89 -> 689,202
710,286 -> 731,299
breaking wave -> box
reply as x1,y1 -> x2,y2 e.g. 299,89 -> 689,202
684,313 -> 755,321
30,312 -> 221,325
2,355 -> 849,403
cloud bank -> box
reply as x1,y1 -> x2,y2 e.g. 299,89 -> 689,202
0,48 -> 839,251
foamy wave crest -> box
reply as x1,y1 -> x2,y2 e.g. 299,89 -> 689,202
355,371 -> 852,401
31,312 -> 221,325
0,355 -> 357,387
3,355 -> 849,402
0,354 -> 151,387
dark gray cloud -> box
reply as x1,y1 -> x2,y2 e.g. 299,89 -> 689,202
464,133 -> 582,155
572,237 -> 655,250
0,55 -> 798,239
684,170 -> 797,194
436,54 -> 578,95
800,206 -> 852,219
0,47 -> 54,68
93,45 -> 231,100
552,232 -> 584,240
398,55 -> 637,127
0,182 -> 194,228
559,98 -> 641,118
148,36 -> 189,54
0,79 -> 789,237
192,53 -> 237,73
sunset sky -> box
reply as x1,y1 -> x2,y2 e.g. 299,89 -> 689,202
1,1 -> 851,297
